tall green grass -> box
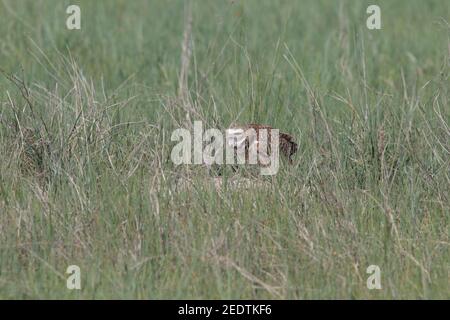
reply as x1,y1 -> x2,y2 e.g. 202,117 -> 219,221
0,0 -> 448,299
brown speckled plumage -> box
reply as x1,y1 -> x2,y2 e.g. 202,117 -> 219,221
229,124 -> 298,164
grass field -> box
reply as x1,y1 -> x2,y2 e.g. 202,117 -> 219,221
0,0 -> 449,299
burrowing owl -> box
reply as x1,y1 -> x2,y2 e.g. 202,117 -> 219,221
227,124 -> 298,165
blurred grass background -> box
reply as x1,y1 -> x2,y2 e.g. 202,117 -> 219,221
0,0 -> 448,298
